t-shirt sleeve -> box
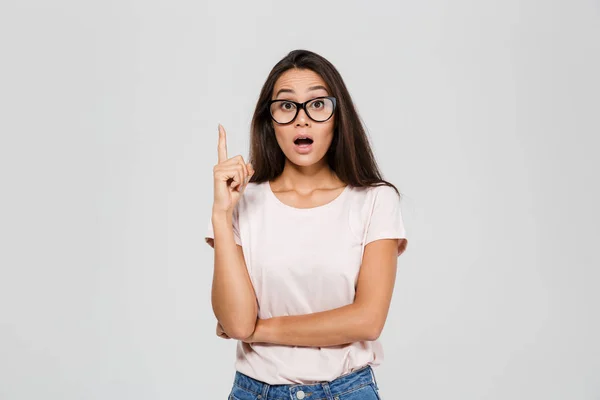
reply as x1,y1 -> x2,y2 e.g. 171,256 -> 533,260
364,185 -> 408,256
204,207 -> 242,248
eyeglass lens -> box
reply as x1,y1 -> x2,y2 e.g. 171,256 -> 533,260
270,98 -> 334,124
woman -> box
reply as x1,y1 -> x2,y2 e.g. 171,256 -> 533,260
205,49 -> 408,400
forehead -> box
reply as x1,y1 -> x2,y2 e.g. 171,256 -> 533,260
273,68 -> 329,92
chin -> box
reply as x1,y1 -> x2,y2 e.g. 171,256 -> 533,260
284,149 -> 326,167
289,157 -> 323,167
291,158 -> 318,167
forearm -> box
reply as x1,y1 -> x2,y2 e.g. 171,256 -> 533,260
211,211 -> 257,339
254,303 -> 377,347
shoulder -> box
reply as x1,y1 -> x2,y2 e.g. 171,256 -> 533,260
346,184 -> 399,206
344,184 -> 396,223
371,184 -> 400,203
346,184 -> 402,227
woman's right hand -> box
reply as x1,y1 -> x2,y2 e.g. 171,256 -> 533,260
212,124 -> 254,216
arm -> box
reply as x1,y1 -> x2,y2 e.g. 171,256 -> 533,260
244,238 -> 403,346
210,211 -> 258,340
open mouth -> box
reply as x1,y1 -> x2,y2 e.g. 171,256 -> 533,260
294,138 -> 314,146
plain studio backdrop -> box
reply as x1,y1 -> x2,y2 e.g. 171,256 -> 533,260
1,0 -> 599,399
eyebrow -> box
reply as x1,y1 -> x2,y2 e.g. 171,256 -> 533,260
274,85 -> 329,98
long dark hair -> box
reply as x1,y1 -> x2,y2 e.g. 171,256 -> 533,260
248,49 -> 401,198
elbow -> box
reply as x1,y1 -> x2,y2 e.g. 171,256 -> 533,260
355,303 -> 386,341
362,313 -> 384,341
364,325 -> 382,341
222,313 -> 257,340
227,322 -> 256,340
213,297 -> 258,340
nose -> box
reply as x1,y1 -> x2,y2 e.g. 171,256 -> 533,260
295,107 -> 310,126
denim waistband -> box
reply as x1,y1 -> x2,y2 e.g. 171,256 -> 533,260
231,364 -> 379,400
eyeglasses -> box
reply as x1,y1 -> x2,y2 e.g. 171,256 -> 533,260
268,96 -> 337,124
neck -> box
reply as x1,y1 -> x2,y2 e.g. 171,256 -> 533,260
273,158 -> 343,192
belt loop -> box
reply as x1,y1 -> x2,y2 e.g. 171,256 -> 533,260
321,381 -> 333,399
369,366 -> 379,389
261,382 -> 269,399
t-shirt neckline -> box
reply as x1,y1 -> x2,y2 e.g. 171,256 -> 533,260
264,181 -> 350,212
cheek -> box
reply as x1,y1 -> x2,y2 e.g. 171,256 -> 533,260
317,123 -> 335,145
273,125 -> 293,146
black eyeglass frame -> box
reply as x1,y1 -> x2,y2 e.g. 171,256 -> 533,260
268,96 -> 337,125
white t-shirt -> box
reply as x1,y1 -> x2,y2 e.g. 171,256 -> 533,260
205,181 -> 408,384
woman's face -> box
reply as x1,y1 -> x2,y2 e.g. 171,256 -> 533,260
270,68 -> 335,168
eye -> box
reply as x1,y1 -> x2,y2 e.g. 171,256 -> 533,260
310,100 -> 324,109
280,101 -> 296,111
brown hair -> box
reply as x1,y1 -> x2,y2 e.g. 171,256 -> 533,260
248,49 -> 401,198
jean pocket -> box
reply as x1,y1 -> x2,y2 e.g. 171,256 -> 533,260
228,384 -> 262,400
369,383 -> 382,400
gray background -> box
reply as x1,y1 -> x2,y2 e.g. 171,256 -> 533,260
1,0 -> 599,399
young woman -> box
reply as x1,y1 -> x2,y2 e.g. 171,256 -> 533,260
206,49 -> 408,400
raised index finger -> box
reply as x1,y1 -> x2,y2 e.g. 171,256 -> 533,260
217,124 -> 228,163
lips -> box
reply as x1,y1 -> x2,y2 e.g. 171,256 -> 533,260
293,134 -> 314,145
292,134 -> 314,154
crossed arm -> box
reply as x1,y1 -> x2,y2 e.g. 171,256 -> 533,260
216,238 -> 404,347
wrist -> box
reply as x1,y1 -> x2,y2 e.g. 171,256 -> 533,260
212,208 -> 233,223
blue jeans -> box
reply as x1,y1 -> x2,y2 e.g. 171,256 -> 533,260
227,364 -> 382,400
